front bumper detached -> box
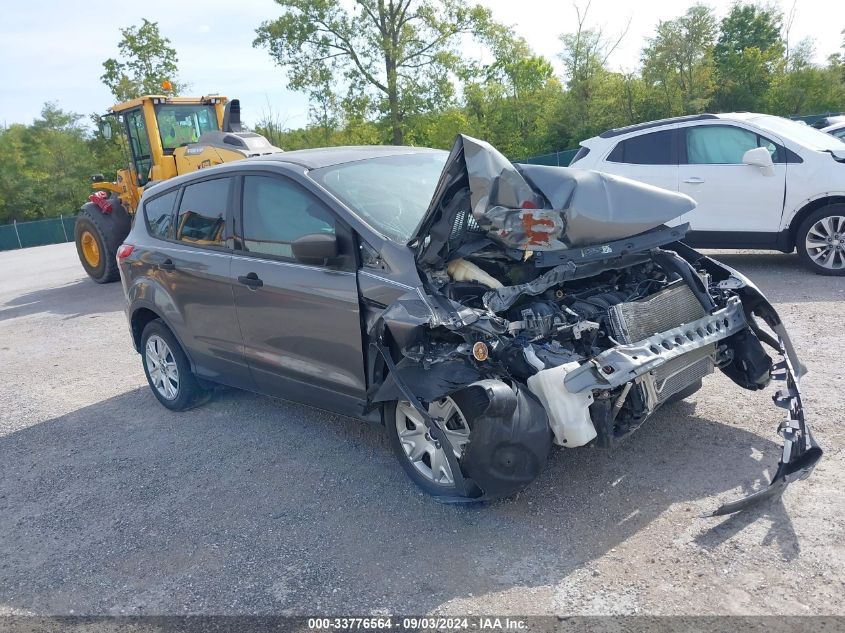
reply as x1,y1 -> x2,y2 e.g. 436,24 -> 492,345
707,271 -> 822,516
709,348 -> 822,516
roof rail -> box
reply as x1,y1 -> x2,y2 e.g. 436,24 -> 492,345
599,114 -> 719,138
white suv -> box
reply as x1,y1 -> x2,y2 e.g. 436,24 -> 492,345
570,113 -> 845,275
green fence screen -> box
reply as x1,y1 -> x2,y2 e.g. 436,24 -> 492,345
519,148 -> 579,167
0,215 -> 78,252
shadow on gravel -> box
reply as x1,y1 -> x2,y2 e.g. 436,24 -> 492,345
695,495 -> 799,562
0,280 -> 124,322
0,386 -> 796,614
703,251 -> 845,304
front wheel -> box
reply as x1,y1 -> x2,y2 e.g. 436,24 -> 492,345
385,398 -> 479,499
796,204 -> 845,275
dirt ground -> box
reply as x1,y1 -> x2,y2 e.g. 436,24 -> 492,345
0,242 -> 843,616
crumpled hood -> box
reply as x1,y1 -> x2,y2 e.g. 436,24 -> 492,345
413,134 -> 696,267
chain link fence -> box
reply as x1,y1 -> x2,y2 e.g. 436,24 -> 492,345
0,215 -> 78,252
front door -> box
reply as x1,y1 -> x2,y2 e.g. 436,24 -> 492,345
230,173 -> 366,415
678,123 -> 787,240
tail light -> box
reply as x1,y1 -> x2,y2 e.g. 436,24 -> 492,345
116,243 -> 135,263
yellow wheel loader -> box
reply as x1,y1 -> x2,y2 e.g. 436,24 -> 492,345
75,95 -> 281,282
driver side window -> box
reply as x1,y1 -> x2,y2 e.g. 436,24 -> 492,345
241,175 -> 335,261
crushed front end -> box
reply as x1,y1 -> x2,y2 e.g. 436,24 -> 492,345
367,135 -> 821,511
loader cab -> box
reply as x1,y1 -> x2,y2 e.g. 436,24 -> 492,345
108,95 -> 229,187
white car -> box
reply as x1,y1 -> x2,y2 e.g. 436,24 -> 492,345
570,113 -> 845,275
822,120 -> 845,141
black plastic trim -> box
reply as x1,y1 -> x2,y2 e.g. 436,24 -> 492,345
599,114 -> 718,138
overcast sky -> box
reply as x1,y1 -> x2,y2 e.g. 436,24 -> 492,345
1,0 -> 843,129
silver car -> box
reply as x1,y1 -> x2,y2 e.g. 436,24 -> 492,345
117,135 -> 821,513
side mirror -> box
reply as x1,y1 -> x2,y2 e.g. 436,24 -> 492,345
291,232 -> 339,265
742,147 -> 774,176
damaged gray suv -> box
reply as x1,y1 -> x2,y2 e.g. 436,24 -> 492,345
118,134 -> 821,514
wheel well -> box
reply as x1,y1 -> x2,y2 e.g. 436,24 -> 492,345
788,196 -> 845,246
130,307 -> 161,351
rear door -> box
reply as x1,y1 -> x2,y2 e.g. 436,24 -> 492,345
156,175 -> 252,388
678,123 -> 787,239
230,171 -> 366,416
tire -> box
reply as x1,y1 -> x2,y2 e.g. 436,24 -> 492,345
74,200 -> 131,283
140,319 -> 209,411
384,399 -> 481,499
796,204 -> 845,276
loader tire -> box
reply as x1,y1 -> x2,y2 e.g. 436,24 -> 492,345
74,200 -> 131,284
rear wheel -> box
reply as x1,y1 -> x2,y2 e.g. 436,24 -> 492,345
140,320 -> 209,411
74,201 -> 131,283
796,204 -> 845,276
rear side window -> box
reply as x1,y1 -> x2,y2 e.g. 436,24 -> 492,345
607,130 -> 673,164
570,146 -> 590,164
175,178 -> 231,247
241,175 -> 335,260
143,190 -> 177,239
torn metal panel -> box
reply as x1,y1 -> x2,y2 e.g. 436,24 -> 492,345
518,164 -> 697,247
412,133 -> 697,266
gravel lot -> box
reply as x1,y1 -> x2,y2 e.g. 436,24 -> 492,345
0,242 -> 843,616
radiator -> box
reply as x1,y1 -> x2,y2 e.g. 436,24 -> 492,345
608,281 -> 715,404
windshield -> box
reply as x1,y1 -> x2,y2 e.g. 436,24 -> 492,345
310,151 -> 448,242
751,115 -> 845,151
155,104 -> 219,151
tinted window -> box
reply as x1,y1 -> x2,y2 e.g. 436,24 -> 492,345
175,178 -> 231,247
607,130 -> 673,164
242,175 -> 335,260
570,146 -> 590,164
144,190 -> 177,239
686,125 -> 785,164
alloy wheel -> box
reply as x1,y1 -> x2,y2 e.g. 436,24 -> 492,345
394,398 -> 471,486
145,335 -> 179,400
805,215 -> 845,271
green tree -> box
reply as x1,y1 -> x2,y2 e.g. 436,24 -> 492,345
101,19 -> 182,102
767,38 -> 845,115
0,103 -> 102,223
713,3 -> 784,111
551,3 -> 636,145
254,0 -> 497,145
641,4 -> 718,114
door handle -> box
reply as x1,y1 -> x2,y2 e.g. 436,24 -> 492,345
683,177 -> 705,184
159,258 -> 175,271
238,272 -> 263,288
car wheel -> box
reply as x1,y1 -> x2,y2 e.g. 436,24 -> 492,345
385,398 -> 480,499
796,204 -> 845,276
140,319 -> 209,411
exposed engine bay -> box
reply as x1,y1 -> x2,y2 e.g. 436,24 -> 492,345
367,134 -> 821,513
